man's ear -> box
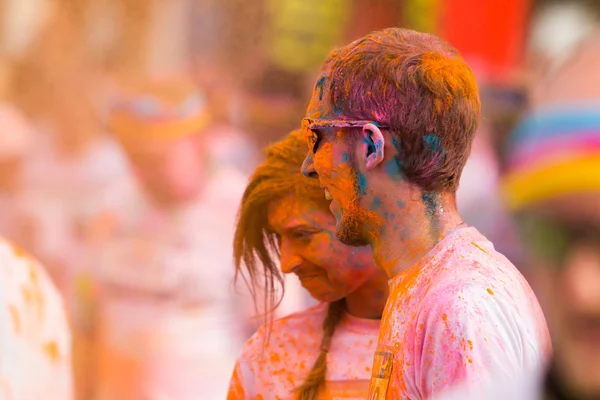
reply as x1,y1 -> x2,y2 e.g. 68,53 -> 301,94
362,123 -> 385,169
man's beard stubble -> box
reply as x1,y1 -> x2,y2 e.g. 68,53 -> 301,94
335,160 -> 371,247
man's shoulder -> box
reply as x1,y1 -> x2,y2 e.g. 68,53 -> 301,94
435,364 -> 544,400
430,227 -> 528,299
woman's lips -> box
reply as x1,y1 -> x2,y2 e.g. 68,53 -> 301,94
296,271 -> 327,284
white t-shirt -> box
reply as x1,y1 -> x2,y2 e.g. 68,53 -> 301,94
229,302 -> 380,399
0,239 -> 73,400
436,364 -> 545,399
368,226 -> 552,399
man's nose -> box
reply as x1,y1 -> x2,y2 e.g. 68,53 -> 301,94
279,238 -> 302,274
301,153 -> 318,179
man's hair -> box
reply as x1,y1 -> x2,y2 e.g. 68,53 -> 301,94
323,28 -> 481,192
233,130 -> 343,399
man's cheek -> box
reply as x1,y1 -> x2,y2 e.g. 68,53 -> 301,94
331,163 -> 357,194
314,153 -> 333,179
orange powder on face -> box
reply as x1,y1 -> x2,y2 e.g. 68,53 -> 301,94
327,158 -> 384,246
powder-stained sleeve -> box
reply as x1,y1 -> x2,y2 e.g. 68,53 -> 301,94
413,280 -> 525,398
226,326 -> 266,400
227,361 -> 248,400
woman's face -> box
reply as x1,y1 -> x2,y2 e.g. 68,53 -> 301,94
267,194 -> 378,302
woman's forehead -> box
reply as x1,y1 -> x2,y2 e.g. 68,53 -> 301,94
267,195 -> 333,231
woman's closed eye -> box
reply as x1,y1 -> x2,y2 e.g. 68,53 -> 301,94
290,229 -> 320,240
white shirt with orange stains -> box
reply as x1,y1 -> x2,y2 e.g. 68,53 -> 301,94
228,302 -> 380,400
0,239 -> 73,400
435,363 -> 545,399
367,226 -> 551,400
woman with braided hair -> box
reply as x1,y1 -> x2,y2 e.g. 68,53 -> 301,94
228,130 -> 389,399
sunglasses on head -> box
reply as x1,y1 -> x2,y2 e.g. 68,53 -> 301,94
301,118 -> 389,152
516,214 -> 600,267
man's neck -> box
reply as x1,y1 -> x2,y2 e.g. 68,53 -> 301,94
369,191 -> 464,279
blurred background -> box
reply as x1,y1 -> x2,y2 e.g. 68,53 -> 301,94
0,0 -> 599,398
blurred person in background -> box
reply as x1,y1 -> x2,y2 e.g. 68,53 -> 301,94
458,0 -> 600,272
96,76 -> 251,400
0,101 -> 35,247
441,29 -> 600,400
2,2 -> 136,398
0,240 -> 73,399
228,130 -> 388,400
523,0 -> 598,97
0,34 -> 73,399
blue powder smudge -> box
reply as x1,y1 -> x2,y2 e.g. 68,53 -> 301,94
342,152 -> 349,162
424,134 -> 442,152
357,173 -> 367,195
422,192 -> 441,239
384,160 -> 396,175
316,76 -> 327,101
384,158 -> 405,181
372,196 -> 381,210
333,99 -> 344,115
397,200 -> 405,208
400,226 -> 409,239
422,193 -> 436,217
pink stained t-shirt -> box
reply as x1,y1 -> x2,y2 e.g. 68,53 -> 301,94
228,302 -> 380,399
367,226 -> 551,400
0,238 -> 73,400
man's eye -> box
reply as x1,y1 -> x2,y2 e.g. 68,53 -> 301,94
311,132 -> 321,153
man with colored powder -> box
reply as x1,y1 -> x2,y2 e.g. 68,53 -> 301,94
440,29 -> 600,400
95,76 -> 252,400
301,28 -> 551,399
